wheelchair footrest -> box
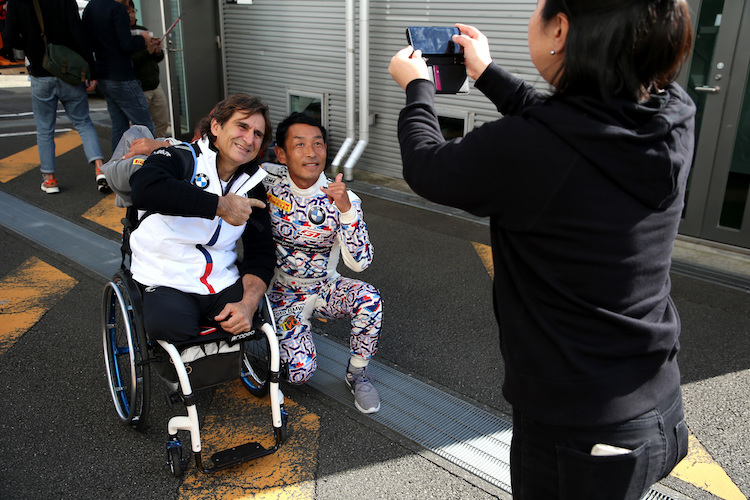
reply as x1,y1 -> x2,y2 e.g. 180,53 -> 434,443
207,441 -> 276,471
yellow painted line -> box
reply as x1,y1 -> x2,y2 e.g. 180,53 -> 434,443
0,130 -> 82,182
0,257 -> 78,354
83,193 -> 126,233
671,433 -> 747,500
179,381 -> 319,499
472,242 -> 494,279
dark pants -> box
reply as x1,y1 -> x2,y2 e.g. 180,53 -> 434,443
510,387 -> 688,500
139,281 -> 243,343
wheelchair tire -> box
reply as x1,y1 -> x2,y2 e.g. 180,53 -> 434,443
240,329 -> 271,397
240,295 -> 276,397
102,271 -> 151,431
167,443 -> 184,477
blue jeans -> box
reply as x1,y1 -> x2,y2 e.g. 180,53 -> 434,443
510,387 -> 688,500
30,76 -> 104,175
97,79 -> 155,153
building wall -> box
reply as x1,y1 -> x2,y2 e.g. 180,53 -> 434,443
221,0 -> 544,178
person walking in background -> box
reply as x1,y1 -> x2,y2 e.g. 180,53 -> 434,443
127,0 -> 169,137
389,0 -> 694,498
82,0 -> 155,153
3,0 -> 106,193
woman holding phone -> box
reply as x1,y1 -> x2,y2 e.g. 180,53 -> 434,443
389,1 -> 694,498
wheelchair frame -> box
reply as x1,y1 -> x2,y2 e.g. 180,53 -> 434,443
102,269 -> 288,476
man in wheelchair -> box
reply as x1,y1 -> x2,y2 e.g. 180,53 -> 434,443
128,94 -> 275,343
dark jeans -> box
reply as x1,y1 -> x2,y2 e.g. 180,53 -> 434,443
97,79 -> 155,153
140,281 -> 243,343
510,387 -> 688,500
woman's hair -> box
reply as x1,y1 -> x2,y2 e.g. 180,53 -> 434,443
542,0 -> 693,101
194,94 -> 273,153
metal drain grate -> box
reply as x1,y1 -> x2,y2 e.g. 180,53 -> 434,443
309,333 -> 513,491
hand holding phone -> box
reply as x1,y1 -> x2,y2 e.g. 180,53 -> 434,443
405,26 -> 469,94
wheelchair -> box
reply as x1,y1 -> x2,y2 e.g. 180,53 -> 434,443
101,262 -> 288,476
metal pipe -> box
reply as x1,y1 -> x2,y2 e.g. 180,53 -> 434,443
331,137 -> 354,170
333,0 -> 357,174
343,0 -> 369,181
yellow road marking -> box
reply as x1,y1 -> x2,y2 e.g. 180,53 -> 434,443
472,242 -> 494,279
0,130 -> 82,182
671,434 -> 747,500
0,257 -> 78,354
471,242 -> 746,499
179,381 -> 319,499
83,193 -> 126,233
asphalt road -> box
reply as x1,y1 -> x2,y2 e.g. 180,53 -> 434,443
1,77 -> 748,500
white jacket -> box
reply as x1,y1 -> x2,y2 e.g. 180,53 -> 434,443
130,137 -> 267,294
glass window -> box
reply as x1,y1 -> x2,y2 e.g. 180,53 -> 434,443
719,64 -> 750,229
287,91 -> 326,128
434,107 -> 473,140
682,0 -> 725,217
438,115 -> 464,140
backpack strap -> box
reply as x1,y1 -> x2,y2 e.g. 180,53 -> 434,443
171,142 -> 200,183
31,0 -> 48,45
119,142 -> 200,269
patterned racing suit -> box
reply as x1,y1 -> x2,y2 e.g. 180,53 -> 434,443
263,163 -> 382,384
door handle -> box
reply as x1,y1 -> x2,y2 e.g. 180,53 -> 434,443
694,86 -> 720,94
167,48 -> 183,53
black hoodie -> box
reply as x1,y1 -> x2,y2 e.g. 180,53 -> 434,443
397,62 -> 696,426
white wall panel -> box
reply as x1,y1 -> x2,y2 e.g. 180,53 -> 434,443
221,0 -> 543,179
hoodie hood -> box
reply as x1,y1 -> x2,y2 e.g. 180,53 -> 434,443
526,84 -> 696,209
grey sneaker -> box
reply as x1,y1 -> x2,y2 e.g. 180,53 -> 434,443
345,364 -> 381,414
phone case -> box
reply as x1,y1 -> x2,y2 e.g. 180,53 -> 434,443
426,55 -> 469,94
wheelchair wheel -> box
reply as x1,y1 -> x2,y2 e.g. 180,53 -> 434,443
241,329 -> 271,397
166,439 -> 184,477
102,271 -> 151,431
240,295 -> 275,397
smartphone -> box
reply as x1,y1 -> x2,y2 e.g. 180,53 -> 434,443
405,26 -> 468,94
406,26 -> 461,56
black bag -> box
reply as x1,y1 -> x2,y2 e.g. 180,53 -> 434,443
32,0 -> 90,86
153,341 -> 242,391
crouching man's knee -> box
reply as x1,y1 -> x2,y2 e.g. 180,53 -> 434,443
285,354 -> 317,385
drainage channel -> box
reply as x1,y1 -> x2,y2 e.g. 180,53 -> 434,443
0,190 -> 686,498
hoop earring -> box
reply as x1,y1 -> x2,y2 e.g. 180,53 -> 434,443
550,50 -> 556,55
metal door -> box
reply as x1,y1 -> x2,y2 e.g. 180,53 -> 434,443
163,0 -> 223,141
679,0 -> 750,248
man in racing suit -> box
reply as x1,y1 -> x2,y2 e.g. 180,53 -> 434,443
128,94 -> 275,343
264,112 -> 383,413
